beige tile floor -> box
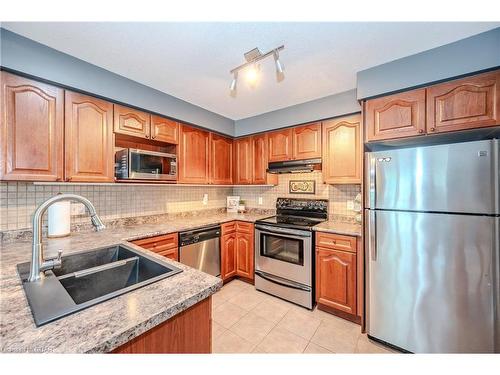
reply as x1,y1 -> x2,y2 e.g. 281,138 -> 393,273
212,279 -> 397,354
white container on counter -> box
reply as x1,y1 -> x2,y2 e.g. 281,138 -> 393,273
48,201 -> 71,238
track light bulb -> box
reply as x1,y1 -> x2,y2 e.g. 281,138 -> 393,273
245,65 -> 259,87
274,50 -> 285,82
229,72 -> 238,97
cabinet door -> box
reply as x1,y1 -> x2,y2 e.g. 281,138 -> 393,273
316,247 -> 356,314
65,91 -> 114,182
322,114 -> 362,184
292,123 -> 322,160
252,133 -> 268,184
426,70 -> 500,134
236,232 -> 254,280
221,233 -> 237,280
178,125 -> 210,184
234,137 -> 253,184
113,104 -> 151,139
268,128 -> 293,162
210,133 -> 233,184
365,88 -> 426,141
0,72 -> 64,181
150,115 -> 179,144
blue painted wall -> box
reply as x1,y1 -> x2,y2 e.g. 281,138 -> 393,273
357,27 -> 500,100
0,28 -> 235,136
234,89 -> 360,137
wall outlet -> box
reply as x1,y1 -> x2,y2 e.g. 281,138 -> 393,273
202,193 -> 209,205
347,200 -> 354,210
258,197 -> 263,205
71,203 -> 86,216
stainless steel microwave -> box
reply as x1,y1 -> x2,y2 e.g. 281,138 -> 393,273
115,148 -> 177,181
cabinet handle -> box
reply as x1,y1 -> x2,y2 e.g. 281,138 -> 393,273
152,136 -> 156,139
145,135 -> 150,139
418,129 -> 424,134
430,127 -> 436,132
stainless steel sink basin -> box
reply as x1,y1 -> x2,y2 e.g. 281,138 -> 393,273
17,244 -> 182,326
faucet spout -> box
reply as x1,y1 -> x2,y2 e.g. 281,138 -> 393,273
28,193 -> 105,282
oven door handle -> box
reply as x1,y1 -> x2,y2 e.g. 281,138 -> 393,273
255,224 -> 311,237
255,270 -> 311,291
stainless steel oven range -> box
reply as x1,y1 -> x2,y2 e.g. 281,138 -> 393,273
254,198 -> 328,309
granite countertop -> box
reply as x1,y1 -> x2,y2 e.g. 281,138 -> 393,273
0,212 -> 269,353
312,220 -> 362,237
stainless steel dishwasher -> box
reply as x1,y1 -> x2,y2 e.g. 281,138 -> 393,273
179,225 -> 221,277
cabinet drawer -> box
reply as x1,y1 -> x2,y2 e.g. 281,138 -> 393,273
236,221 -> 253,234
316,232 -> 357,253
156,248 -> 179,261
131,233 -> 178,250
221,221 -> 237,235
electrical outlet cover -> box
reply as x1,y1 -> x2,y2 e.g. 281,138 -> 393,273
347,200 -> 354,210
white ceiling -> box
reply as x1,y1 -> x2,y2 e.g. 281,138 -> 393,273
2,22 -> 499,120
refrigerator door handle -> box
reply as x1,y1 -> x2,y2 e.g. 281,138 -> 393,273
367,210 -> 377,261
366,154 -> 376,208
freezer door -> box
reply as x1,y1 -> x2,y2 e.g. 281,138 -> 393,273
365,139 -> 499,214
366,210 -> 497,353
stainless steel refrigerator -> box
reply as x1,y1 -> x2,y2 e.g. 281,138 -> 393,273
365,139 -> 499,353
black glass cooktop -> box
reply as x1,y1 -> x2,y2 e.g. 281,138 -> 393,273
256,215 -> 326,230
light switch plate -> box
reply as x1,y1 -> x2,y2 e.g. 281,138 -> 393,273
347,200 -> 354,210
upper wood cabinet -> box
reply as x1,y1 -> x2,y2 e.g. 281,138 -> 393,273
252,133 -> 269,184
268,123 -> 322,162
0,72 -> 64,181
292,122 -> 322,160
151,115 -> 179,144
322,114 -> 362,184
65,91 -> 114,182
268,128 -> 293,162
316,247 -> 357,315
426,70 -> 500,134
178,124 -> 210,184
234,137 -> 253,184
113,104 -> 151,139
210,133 -> 233,184
365,88 -> 426,141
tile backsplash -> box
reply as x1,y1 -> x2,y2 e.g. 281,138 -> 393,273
234,171 -> 361,220
1,173 -> 361,233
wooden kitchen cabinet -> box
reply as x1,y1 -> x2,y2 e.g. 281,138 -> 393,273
322,114 -> 362,184
221,233 -> 237,280
236,232 -> 254,280
365,88 -> 426,141
234,137 -> 253,184
64,91 -> 114,182
268,128 -> 293,162
131,233 -> 179,261
150,115 -> 179,143
210,133 -> 233,184
252,133 -> 268,184
292,122 -> 322,160
178,124 -> 210,184
0,72 -> 64,181
113,104 -> 151,139
316,232 -> 358,317
426,70 -> 500,134
221,221 -> 254,281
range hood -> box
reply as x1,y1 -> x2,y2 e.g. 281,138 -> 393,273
267,158 -> 321,174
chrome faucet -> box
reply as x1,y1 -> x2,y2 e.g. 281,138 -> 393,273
28,193 -> 106,282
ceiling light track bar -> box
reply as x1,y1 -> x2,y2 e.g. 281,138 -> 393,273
230,45 -> 285,74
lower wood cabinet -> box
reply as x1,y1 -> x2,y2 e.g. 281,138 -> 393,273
315,232 -> 357,317
221,221 -> 254,281
112,297 -> 211,353
130,233 -> 179,261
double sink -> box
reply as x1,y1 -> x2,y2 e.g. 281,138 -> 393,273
17,244 -> 182,326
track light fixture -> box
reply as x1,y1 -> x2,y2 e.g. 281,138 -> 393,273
229,45 -> 285,96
